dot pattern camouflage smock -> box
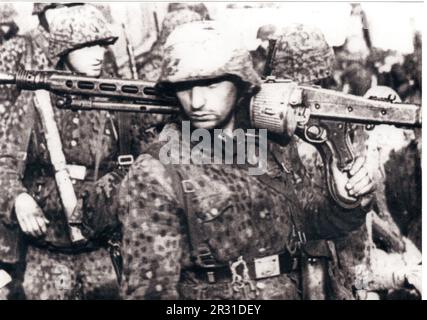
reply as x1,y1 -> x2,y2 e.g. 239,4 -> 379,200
117,123 -> 367,299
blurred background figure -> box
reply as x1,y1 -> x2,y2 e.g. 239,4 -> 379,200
135,3 -> 207,82
250,24 -> 278,77
0,4 -> 19,45
0,2 -> 86,300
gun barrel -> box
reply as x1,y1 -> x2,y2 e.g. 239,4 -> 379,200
0,72 -> 16,85
5,69 -> 178,105
61,98 -> 180,114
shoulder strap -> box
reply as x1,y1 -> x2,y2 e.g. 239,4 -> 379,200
15,37 -> 35,177
145,143 -> 219,268
255,143 -> 307,246
172,168 -> 218,268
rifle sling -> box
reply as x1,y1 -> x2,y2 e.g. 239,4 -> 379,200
16,37 -> 36,177
117,111 -> 133,160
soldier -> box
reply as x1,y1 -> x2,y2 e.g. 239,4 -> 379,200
0,5 -> 128,300
134,7 -> 204,153
250,24 -> 278,77
269,24 -> 421,299
136,7 -> 204,82
0,3 -> 87,300
266,23 -> 357,299
117,21 -> 375,300
0,4 -> 19,45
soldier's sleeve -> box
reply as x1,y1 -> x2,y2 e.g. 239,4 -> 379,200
292,140 -> 368,240
118,154 -> 184,300
0,40 -> 35,225
0,37 -> 28,103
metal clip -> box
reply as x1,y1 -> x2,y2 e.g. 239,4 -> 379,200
287,226 -> 306,254
207,271 -> 216,284
298,231 -> 307,245
230,256 -> 249,292
229,256 -> 259,298
118,154 -> 134,166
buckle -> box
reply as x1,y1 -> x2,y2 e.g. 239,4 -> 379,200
181,179 -> 196,193
66,164 -> 87,180
118,154 -> 134,166
0,270 -> 12,289
197,246 -> 217,268
254,254 -> 281,279
298,231 -> 307,245
207,271 -> 216,283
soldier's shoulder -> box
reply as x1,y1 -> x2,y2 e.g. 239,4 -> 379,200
0,37 -> 28,71
128,153 -> 173,187
133,153 -> 167,173
121,153 -> 178,207
0,36 -> 28,55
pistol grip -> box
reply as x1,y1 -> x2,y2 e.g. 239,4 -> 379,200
325,154 -> 361,209
300,119 -> 362,209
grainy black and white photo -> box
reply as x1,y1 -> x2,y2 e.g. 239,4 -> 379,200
0,1 -> 422,302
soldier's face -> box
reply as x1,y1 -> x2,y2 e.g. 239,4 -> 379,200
66,45 -> 107,77
175,80 -> 238,130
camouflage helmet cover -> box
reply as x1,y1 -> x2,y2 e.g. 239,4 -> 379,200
272,23 -> 335,84
0,3 -> 17,24
167,2 -> 190,12
158,21 -> 261,94
256,24 -> 278,41
48,5 -> 118,60
32,2 -> 84,15
158,9 -> 203,45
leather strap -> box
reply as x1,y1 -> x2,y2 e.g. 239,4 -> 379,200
117,112 -> 133,161
173,168 -> 217,268
145,142 -> 217,268
15,36 -> 36,178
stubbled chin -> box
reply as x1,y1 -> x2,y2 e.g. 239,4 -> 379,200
85,69 -> 102,77
190,120 -> 219,130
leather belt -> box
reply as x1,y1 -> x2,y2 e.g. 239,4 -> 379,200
182,250 -> 297,284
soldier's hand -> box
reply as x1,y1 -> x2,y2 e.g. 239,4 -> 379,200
345,156 -> 376,208
14,193 -> 49,238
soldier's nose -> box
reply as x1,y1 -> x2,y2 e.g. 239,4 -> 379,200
190,86 -> 206,110
94,45 -> 106,59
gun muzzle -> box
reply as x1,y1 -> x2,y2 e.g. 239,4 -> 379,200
0,72 -> 15,85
